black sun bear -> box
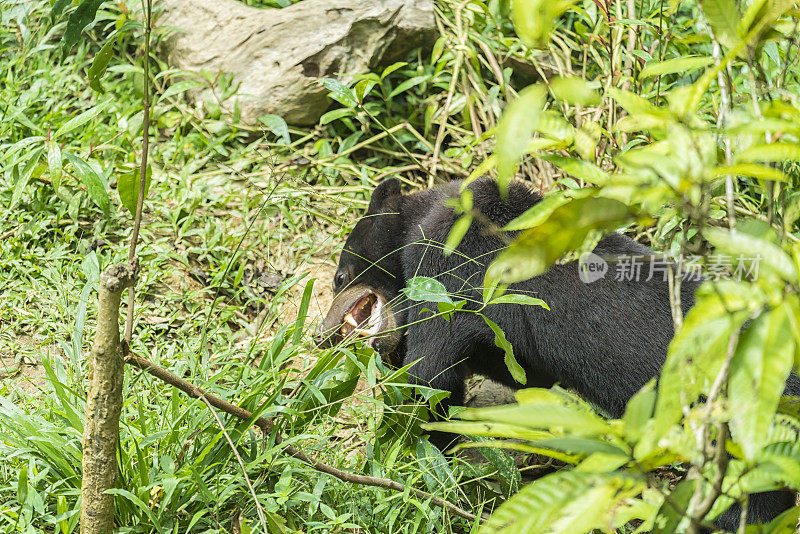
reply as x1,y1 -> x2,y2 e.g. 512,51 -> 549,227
316,177 -> 799,530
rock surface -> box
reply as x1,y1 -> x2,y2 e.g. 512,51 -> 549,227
158,0 -> 436,125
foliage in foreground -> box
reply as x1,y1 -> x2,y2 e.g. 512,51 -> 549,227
427,0 -> 800,530
1,0 -> 800,532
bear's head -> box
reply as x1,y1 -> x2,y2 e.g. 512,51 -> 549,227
315,178 -> 405,358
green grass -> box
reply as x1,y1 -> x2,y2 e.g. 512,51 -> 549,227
1,0 -> 798,531
0,1 -> 512,531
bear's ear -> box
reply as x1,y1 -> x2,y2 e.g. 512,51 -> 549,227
366,178 -> 402,214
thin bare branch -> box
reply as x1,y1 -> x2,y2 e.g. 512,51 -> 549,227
124,0 -> 152,343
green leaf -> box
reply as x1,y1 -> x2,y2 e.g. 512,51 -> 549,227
574,121 -> 601,160
259,114 -> 290,145
515,387 -> 589,407
473,437 -> 521,494
321,108 -> 355,126
646,284 -> 755,455
431,36 -> 447,64
444,214 -> 472,256
105,488 -> 162,528
735,143 -> 800,165
550,76 -> 601,106
495,84 -> 546,191
653,479 -> 697,534
539,154 -> 610,184
46,140 -> 63,190
388,75 -> 429,98
713,163 -> 787,182
416,440 -> 458,501
437,299 -> 466,322
292,278 -> 316,345
401,276 -> 453,304
17,465 -> 28,504
606,87 -> 658,114
320,78 -> 357,107
60,0 -> 105,59
63,152 -> 110,216
483,316 -> 526,385
50,0 -> 71,22
577,451 -> 631,472
639,56 -> 714,78
537,111 -> 574,144
614,113 -> 673,133
530,437 -> 629,457
381,61 -> 408,79
613,141 -> 682,187
738,453 -> 800,493
486,293 -> 549,309
56,495 -> 69,534
729,305 -> 795,460
354,79 -> 376,103
752,506 -> 800,534
4,135 -> 47,161
482,277 -> 502,306
512,0 -> 575,49
161,79 -> 203,100
673,14 -> 775,117
87,35 -> 116,93
265,511 -> 291,534
118,165 -> 152,216
53,99 -> 110,139
786,294 -> 800,370
319,107 -> 354,125
426,420 -> 553,442
464,154 -> 498,186
503,188 -> 595,231
738,0 -> 793,37
702,0 -> 741,49
479,470 -> 641,533
10,149 -> 42,210
704,227 -> 797,282
548,475 -> 644,534
623,381 -> 656,444
488,196 -> 632,283
459,398 -> 610,436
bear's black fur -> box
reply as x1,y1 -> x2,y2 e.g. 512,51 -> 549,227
334,177 -> 700,415
328,177 -> 798,530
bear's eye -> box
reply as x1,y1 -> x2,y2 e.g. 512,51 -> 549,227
333,271 -> 347,291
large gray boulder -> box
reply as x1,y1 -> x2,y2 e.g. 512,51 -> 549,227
158,0 -> 436,125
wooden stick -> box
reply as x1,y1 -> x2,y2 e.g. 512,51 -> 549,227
81,264 -> 138,533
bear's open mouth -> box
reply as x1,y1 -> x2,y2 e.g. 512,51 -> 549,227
340,291 -> 384,346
